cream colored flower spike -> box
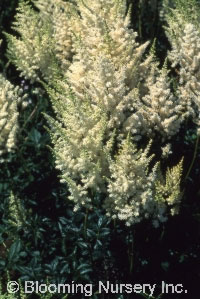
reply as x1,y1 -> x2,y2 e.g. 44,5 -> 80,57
45,0 -> 184,227
6,0 -> 78,83
0,73 -> 19,157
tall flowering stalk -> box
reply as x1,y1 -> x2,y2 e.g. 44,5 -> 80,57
0,74 -> 19,157
46,0 -> 183,226
165,0 -> 200,134
6,0 -> 78,83
0,39 -> 20,158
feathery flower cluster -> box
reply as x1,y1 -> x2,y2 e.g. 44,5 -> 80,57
152,158 -> 183,228
47,0 -> 183,226
139,64 -> 182,141
0,73 -> 19,157
46,82 -> 109,211
106,139 -> 183,226
105,139 -> 156,226
67,0 -> 151,92
8,191 -> 26,228
6,0 -> 78,83
167,22 -> 200,133
165,0 -> 200,132
34,0 -> 79,72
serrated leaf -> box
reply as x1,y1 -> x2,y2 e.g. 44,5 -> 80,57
77,242 -> 88,249
86,229 -> 96,238
8,239 -> 21,262
29,128 -> 41,144
77,263 -> 91,271
79,268 -> 92,275
97,217 -> 103,228
0,260 -> 6,267
58,217 -> 68,225
99,228 -> 110,237
94,239 -> 102,249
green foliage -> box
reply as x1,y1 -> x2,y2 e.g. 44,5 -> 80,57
172,0 -> 200,25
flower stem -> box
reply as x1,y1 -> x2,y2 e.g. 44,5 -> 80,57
184,135 -> 199,181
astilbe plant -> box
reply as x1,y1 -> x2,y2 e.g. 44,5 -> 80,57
0,74 -> 19,156
138,62 -> 183,142
165,0 -> 200,134
5,0 -> 78,83
33,0 -> 80,74
0,41 -> 20,159
45,0 -> 183,227
8,191 -> 26,229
